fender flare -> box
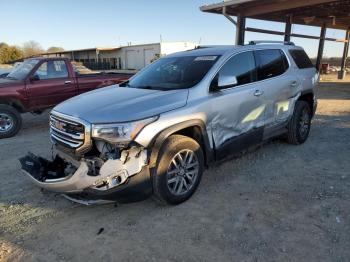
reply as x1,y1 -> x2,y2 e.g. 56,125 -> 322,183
299,89 -> 316,116
148,119 -> 214,168
0,97 -> 25,113
300,89 -> 314,96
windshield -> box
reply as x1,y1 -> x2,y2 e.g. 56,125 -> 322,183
7,59 -> 40,80
124,55 -> 220,90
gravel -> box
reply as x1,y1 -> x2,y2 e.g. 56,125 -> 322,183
0,82 -> 349,262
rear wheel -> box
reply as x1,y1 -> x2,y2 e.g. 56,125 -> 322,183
152,135 -> 204,205
0,105 -> 22,139
286,101 -> 311,145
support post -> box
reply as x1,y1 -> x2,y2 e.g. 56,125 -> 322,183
236,15 -> 246,45
339,28 -> 350,79
316,23 -> 327,72
222,6 -> 237,26
284,15 -> 292,42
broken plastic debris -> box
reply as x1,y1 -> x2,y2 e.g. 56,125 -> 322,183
97,228 -> 104,235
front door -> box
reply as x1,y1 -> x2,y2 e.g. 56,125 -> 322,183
26,60 -> 76,110
207,51 -> 266,159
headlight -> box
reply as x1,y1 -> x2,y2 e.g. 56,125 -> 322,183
92,116 -> 158,144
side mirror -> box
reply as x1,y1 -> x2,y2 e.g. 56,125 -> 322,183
30,74 -> 40,82
218,74 -> 238,89
209,76 -> 220,92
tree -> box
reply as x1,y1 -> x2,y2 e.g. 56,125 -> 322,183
150,53 -> 162,63
0,43 -> 23,63
0,42 -> 8,49
22,41 -> 44,57
47,46 -> 65,53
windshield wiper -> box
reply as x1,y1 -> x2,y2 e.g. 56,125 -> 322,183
136,85 -> 154,89
136,85 -> 169,91
119,80 -> 129,87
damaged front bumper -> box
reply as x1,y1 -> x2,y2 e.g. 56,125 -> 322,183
19,147 -> 153,203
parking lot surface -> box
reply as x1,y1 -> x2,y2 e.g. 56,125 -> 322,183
1,83 -> 350,262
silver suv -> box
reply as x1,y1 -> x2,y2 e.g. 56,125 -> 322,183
20,42 -> 318,205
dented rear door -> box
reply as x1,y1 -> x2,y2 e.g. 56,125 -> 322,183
254,49 -> 298,129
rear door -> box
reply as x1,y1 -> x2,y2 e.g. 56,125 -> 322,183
254,49 -> 298,131
208,51 -> 266,158
26,60 -> 76,110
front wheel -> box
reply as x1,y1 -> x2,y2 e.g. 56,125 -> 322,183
0,105 -> 22,139
152,135 -> 204,205
286,101 -> 312,145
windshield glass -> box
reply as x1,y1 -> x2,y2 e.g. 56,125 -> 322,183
7,59 -> 40,80
125,55 -> 220,90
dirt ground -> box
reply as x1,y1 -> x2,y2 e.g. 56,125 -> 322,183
0,82 -> 349,262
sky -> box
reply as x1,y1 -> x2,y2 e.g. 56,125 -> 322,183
1,0 -> 347,58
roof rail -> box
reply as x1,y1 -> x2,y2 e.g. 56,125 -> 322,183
195,45 -> 212,49
248,40 -> 295,46
195,45 -> 235,49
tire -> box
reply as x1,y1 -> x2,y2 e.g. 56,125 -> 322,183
0,104 -> 22,139
286,101 -> 312,145
152,135 -> 204,205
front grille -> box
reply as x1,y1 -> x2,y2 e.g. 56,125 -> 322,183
50,113 -> 91,154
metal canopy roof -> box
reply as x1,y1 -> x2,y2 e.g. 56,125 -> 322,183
200,0 -> 350,30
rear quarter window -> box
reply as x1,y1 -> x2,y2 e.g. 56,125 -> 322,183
289,49 -> 314,69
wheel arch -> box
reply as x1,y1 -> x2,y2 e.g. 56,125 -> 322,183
0,98 -> 25,113
298,90 -> 315,116
148,120 -> 214,169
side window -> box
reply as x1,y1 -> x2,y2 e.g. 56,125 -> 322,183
255,49 -> 289,81
289,49 -> 314,69
218,51 -> 256,87
34,60 -> 68,80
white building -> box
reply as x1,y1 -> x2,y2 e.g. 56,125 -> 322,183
43,42 -> 197,70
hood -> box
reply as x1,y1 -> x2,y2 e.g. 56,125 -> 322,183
53,86 -> 188,123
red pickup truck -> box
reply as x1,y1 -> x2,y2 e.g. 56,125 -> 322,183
0,57 -> 132,138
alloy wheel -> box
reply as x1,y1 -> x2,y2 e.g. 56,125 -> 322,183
299,108 -> 310,138
166,149 -> 199,196
0,113 -> 14,133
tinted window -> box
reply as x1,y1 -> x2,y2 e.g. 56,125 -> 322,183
34,60 -> 68,80
289,49 -> 314,69
255,49 -> 288,81
218,51 -> 256,86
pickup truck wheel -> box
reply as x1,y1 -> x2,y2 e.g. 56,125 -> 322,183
286,101 -> 311,145
0,105 -> 22,139
152,135 -> 204,205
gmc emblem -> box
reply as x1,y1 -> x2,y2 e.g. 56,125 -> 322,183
53,120 -> 66,131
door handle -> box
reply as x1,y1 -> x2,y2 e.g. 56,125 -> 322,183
64,80 -> 72,84
290,81 -> 298,87
254,90 -> 264,97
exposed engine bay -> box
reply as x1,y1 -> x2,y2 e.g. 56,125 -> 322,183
19,141 -> 148,195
